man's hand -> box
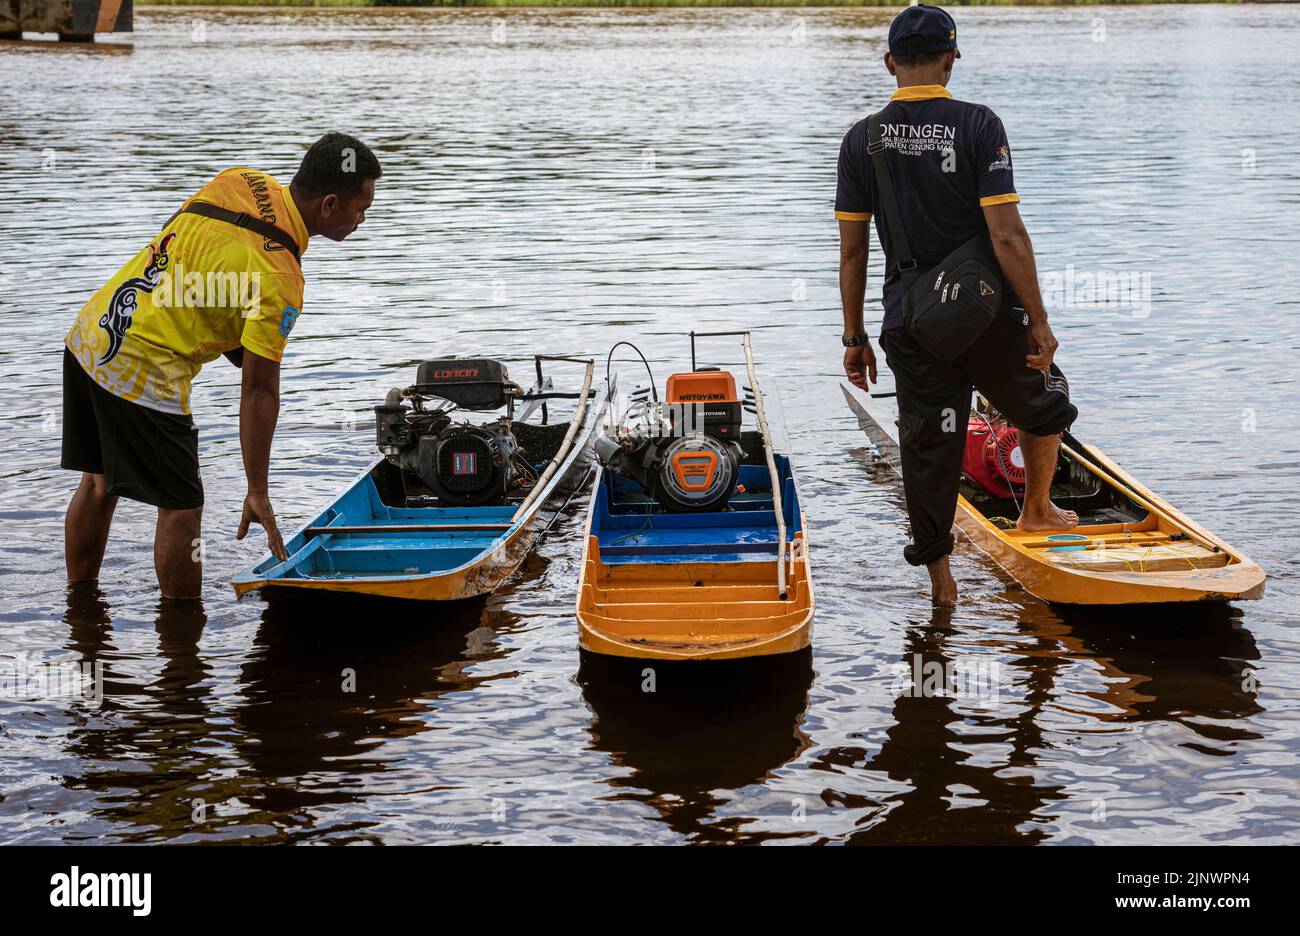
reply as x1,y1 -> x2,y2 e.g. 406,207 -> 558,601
1025,319 -> 1059,371
238,492 -> 288,561
844,342 -> 878,391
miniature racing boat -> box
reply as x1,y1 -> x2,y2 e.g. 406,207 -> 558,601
843,383 -> 1265,605
576,332 -> 814,660
233,356 -> 609,602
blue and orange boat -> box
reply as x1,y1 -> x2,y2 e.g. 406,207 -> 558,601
233,355 -> 609,602
576,333 -> 814,660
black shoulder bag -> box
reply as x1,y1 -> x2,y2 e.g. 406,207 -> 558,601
157,202 -> 303,368
162,201 -> 302,264
867,112 -> 1003,362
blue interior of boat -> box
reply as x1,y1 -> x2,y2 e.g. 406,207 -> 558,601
242,469 -> 518,582
593,458 -> 802,565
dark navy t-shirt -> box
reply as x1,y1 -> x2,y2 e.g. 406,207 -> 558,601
835,86 -> 1020,330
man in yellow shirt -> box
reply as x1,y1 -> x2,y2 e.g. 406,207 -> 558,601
63,132 -> 382,599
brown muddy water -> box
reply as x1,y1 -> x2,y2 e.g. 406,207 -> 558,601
0,6 -> 1298,844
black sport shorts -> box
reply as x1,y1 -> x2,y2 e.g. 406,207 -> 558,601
61,347 -> 204,510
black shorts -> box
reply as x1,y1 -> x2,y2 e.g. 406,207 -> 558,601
61,347 -> 204,509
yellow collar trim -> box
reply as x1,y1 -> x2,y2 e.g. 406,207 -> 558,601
891,85 -> 953,102
280,182 -> 310,257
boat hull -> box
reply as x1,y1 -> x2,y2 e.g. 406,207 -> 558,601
842,384 -> 1265,606
576,462 -> 815,661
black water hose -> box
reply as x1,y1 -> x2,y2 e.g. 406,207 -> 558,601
605,341 -> 657,402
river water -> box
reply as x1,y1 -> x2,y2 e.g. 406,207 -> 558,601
1,5 -> 1297,845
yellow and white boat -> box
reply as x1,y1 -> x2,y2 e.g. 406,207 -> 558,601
843,384 -> 1265,605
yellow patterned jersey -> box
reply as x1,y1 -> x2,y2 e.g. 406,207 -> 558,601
65,168 -> 309,415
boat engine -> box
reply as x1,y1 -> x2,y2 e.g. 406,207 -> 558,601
373,359 -> 523,506
963,415 -> 1026,499
594,368 -> 744,512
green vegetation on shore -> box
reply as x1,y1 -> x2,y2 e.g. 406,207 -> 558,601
143,1 -> 1249,8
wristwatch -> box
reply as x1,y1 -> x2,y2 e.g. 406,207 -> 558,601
842,333 -> 871,347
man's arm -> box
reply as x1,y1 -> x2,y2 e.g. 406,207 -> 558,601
839,218 -> 877,389
236,349 -> 287,560
983,202 -> 1059,371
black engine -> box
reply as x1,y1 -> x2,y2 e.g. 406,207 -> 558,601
374,359 -> 523,506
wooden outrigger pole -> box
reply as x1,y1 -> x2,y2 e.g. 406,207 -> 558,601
691,331 -> 789,599
510,356 -> 594,522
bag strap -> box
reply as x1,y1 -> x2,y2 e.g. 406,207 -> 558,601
161,201 -> 302,263
866,113 -> 918,285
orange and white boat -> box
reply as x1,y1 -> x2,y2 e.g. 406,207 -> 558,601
843,384 -> 1265,605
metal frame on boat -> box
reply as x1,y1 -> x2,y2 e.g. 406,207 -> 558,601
843,383 -> 1266,605
232,356 -> 610,602
577,332 -> 814,660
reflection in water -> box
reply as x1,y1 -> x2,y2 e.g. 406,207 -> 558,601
842,606 -> 1069,845
31,517 -> 1285,845
819,600 -> 1262,845
56,588 -> 501,843
60,588 -> 218,843
231,592 -> 491,842
578,650 -> 814,843
63,583 -> 114,662
1051,602 -> 1262,744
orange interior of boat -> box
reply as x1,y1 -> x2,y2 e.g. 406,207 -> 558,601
578,534 -> 812,652
987,511 -> 1234,573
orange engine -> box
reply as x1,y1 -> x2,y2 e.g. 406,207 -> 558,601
666,369 -> 738,404
664,369 -> 742,441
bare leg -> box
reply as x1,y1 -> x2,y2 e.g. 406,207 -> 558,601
66,473 -> 119,581
155,506 -> 203,599
1016,431 -> 1079,532
927,555 -> 958,607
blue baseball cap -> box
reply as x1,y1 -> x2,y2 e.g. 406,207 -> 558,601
888,4 -> 959,57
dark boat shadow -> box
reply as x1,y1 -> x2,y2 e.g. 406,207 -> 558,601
226,590 -> 500,838
1043,600 -> 1263,734
820,595 -> 1261,845
577,648 -> 815,843
56,585 -> 509,843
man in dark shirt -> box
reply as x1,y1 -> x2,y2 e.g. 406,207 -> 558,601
836,5 -> 1078,606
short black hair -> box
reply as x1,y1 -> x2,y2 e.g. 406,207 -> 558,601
292,132 -> 382,200
891,51 -> 950,69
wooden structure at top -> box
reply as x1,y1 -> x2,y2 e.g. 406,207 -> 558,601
1,0 -> 132,42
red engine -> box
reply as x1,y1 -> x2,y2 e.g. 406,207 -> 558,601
963,417 -> 1025,499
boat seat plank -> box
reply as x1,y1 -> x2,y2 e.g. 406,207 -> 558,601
307,522 -> 513,537
587,599 -> 798,620
583,583 -> 784,601
600,541 -> 779,557
589,559 -> 792,585
1047,545 -> 1230,572
579,611 -> 811,636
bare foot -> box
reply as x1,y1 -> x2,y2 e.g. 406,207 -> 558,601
1016,501 -> 1080,533
927,556 -> 958,607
